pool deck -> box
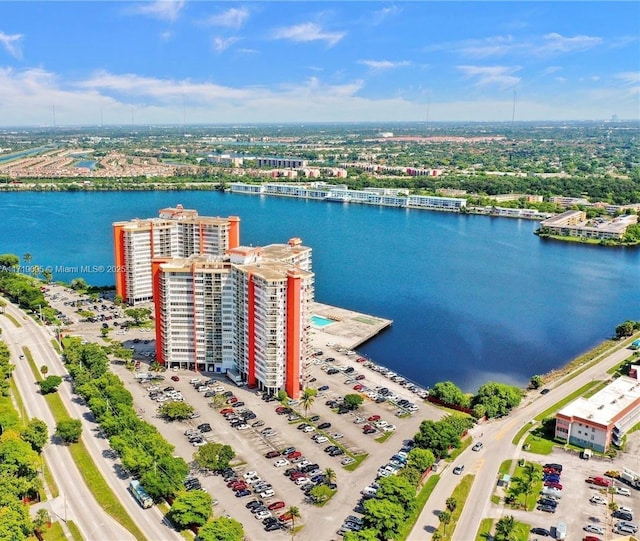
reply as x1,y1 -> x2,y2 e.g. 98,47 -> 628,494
310,301 -> 392,350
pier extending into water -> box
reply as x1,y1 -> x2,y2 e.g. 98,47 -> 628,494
310,302 -> 392,350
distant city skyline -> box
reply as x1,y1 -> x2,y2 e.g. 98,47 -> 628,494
0,1 -> 638,126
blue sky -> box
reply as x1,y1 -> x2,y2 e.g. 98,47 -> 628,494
0,1 -> 638,125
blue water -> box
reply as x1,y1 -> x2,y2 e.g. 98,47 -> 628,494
0,145 -> 56,163
1,191 -> 638,392
73,160 -> 96,170
312,315 -> 336,328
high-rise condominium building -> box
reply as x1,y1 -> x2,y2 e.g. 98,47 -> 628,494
112,205 -> 240,304
153,239 -> 314,399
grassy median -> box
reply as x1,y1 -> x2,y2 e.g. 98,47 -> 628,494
22,347 -> 147,541
398,474 -> 440,540
432,474 -> 475,541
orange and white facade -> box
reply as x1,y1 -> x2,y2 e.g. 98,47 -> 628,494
153,239 -> 313,399
555,376 -> 640,452
113,205 -> 240,304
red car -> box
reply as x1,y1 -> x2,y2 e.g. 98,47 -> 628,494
353,384 -> 364,391
226,396 -> 238,404
290,471 -> 306,480
275,406 -> 287,414
583,537 -> 601,541
287,450 -> 302,460
170,375 -> 180,382
279,511 -> 294,522
231,482 -> 248,491
544,481 -> 563,490
268,501 -> 286,511
356,357 -> 367,363
220,408 -> 234,415
368,415 -> 381,422
586,477 -> 610,487
355,374 -> 366,380
362,424 -> 374,431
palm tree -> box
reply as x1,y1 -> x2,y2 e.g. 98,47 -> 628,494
323,467 -> 336,485
494,515 -> 517,541
438,510 -> 451,536
432,531 -> 442,541
287,505 -> 300,540
23,253 -> 32,266
446,497 -> 457,513
301,387 -> 317,417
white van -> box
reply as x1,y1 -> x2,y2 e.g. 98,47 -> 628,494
616,487 -> 632,497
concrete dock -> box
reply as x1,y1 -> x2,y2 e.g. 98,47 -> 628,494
310,302 -> 392,350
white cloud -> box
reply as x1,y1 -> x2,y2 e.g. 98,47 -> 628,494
0,67 -> 638,125
0,31 -> 23,59
272,23 -> 344,47
213,37 -> 240,53
427,32 -> 603,59
615,71 -> 640,85
133,1 -> 185,22
370,5 -> 402,26
159,31 -> 173,42
541,66 -> 562,76
204,7 -> 250,29
538,33 -> 602,55
457,65 -> 521,88
359,60 -> 410,71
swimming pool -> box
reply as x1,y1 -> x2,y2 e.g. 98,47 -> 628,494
311,315 -> 335,328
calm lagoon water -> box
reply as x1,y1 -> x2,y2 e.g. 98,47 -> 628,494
1,190 -> 638,391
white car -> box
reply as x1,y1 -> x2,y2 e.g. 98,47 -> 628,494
332,433 -> 344,439
383,425 -> 396,432
295,477 -> 310,486
297,459 -> 310,468
584,524 -> 605,535
274,459 -> 290,468
260,489 -> 275,498
243,470 -> 258,480
255,511 -> 272,521
314,436 -> 328,444
341,457 -> 355,465
246,476 -> 263,485
590,495 -> 606,505
192,439 -> 206,447
236,424 -> 250,430
302,425 -> 315,433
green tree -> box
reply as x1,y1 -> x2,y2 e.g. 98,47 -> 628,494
438,510 -> 451,535
0,500 -> 33,540
376,475 -> 415,511
38,375 -> 63,394
343,394 -> 364,410
432,531 -> 442,541
446,497 -> 457,513
22,253 -> 32,266
169,490 -> 213,529
197,516 -> 244,541
158,401 -> 194,421
473,382 -> 522,419
193,442 -> 235,473
494,515 -> 518,541
529,375 -> 543,389
40,365 -> 49,376
430,381 -> 471,408
363,498 -> 405,539
124,307 -> 152,326
32,509 -> 51,532
55,419 -> 82,443
616,320 -> 637,338
140,455 -> 189,500
309,484 -> 333,504
286,505 -> 301,539
301,387 -> 317,417
0,253 -> 20,270
69,277 -> 88,291
21,418 -> 48,453
42,268 -> 53,283
414,419 -> 461,458
323,467 -> 336,485
407,447 -> 435,473
343,529 -> 379,541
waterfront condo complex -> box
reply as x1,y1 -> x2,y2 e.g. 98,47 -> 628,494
113,205 -> 240,304
114,206 -> 314,399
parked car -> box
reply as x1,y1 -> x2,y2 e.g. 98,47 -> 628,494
537,504 -> 556,513
265,450 -> 280,459
530,527 -> 551,537
170,375 -> 180,381
586,477 -> 610,487
268,501 -> 286,511
318,422 -> 331,430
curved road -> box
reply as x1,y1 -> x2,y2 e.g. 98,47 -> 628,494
1,301 -> 181,541
408,341 -> 636,540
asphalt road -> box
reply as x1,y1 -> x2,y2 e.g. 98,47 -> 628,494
1,300 -> 181,541
407,340 -> 636,540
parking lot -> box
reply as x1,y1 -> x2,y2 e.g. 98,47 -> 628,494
42,285 -> 444,540
518,447 -> 640,540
